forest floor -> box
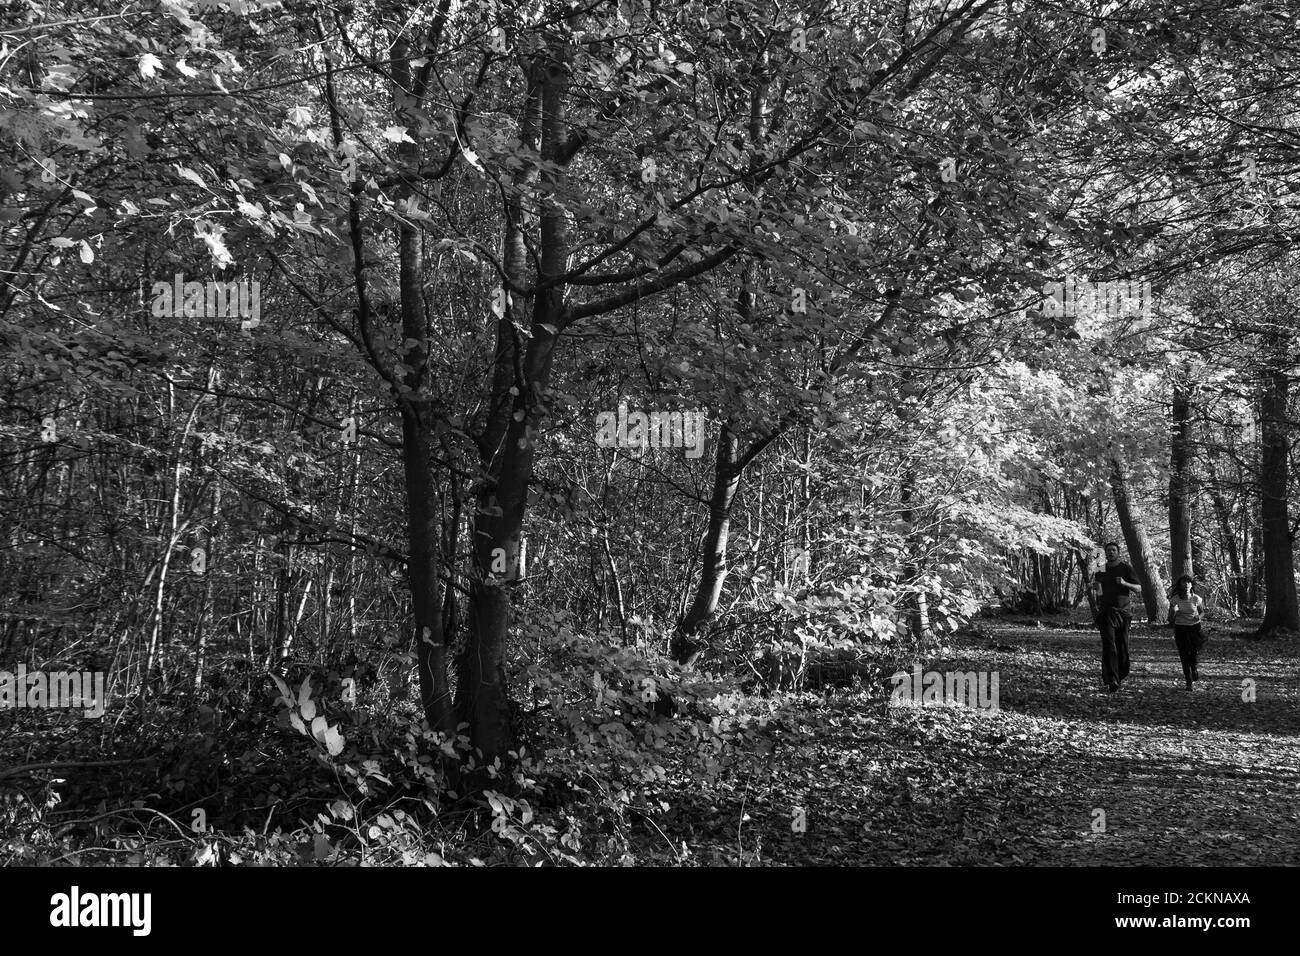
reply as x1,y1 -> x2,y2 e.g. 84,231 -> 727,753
5,612 -> 1297,867
647,614 -> 1300,865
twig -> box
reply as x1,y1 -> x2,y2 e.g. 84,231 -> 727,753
0,758 -> 145,784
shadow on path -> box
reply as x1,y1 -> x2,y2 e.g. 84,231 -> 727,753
648,616 -> 1300,865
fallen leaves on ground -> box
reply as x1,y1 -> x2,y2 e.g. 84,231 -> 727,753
634,617 -> 1300,865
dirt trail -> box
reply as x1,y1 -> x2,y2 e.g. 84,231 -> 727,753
656,618 -> 1300,865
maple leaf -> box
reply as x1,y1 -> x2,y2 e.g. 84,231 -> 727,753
138,54 -> 164,79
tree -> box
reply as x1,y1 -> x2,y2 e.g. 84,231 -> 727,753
1167,372 -> 1194,583
1257,343 -> 1299,635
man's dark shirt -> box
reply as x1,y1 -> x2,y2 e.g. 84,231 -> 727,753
1095,561 -> 1138,609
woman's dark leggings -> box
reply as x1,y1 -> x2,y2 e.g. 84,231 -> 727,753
1173,624 -> 1204,682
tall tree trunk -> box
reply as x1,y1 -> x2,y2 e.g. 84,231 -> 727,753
674,52 -> 770,662
600,523 -> 627,638
146,378 -> 205,685
675,424 -> 741,658
320,6 -> 460,760
402,406 -> 456,741
195,472 -> 220,692
391,35 -> 456,744
901,469 -> 930,639
458,51 -> 560,764
1248,526 -> 1262,610
1168,378 -> 1194,582
1207,474 -> 1245,614
441,481 -> 461,647
1257,365 -> 1299,634
1109,453 -> 1168,622
345,443 -> 360,645
269,524 -> 290,670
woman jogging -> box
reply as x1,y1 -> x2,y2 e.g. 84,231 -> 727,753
1167,574 -> 1207,691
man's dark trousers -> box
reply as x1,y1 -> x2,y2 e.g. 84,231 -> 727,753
1096,606 -> 1131,687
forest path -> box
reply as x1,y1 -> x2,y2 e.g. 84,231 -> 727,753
656,618 -> 1300,865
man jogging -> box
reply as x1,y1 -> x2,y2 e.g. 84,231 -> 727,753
1092,541 -> 1142,692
